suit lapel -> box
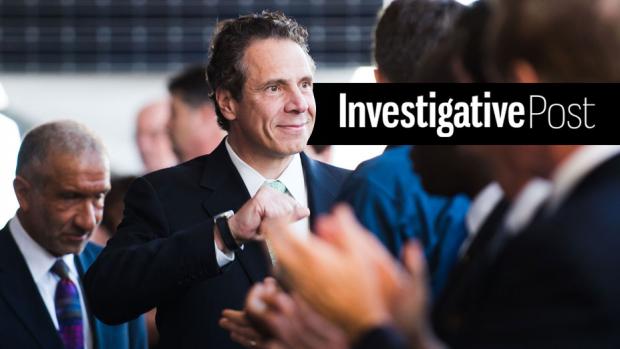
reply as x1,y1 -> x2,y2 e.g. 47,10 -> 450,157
200,142 -> 271,283
432,199 -> 510,338
300,152 -> 337,231
0,224 -> 63,349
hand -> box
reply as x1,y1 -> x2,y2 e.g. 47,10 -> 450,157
259,204 -> 396,339
215,185 -> 310,251
219,309 -> 267,348
245,277 -> 348,349
261,204 -> 443,348
392,242 -> 441,349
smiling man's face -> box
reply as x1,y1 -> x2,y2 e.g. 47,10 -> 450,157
226,38 -> 316,160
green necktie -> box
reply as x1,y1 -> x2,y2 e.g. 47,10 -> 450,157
264,180 -> 292,266
266,180 -> 291,196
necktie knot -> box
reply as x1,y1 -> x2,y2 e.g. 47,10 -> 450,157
51,259 -> 71,280
265,180 -> 290,195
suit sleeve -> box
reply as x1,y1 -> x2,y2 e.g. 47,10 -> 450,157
84,176 -> 221,325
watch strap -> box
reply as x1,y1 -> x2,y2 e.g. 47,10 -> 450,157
215,211 -> 239,251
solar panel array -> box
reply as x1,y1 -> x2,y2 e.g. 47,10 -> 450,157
0,0 -> 382,72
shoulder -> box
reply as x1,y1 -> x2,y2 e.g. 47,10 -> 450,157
0,222 -> 10,238
141,155 -> 208,187
508,159 -> 620,268
126,155 -> 214,202
316,160 -> 351,181
347,146 -> 416,186
83,242 -> 103,259
355,146 -> 412,175
340,146 -> 420,196
554,155 -> 620,229
302,152 -> 351,184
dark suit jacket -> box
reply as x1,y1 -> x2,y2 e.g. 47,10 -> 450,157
432,199 -> 509,343
0,224 -> 147,349
357,154 -> 620,349
452,154 -> 620,349
84,141 -> 350,348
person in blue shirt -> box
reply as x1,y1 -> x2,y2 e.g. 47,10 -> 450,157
337,0 -> 469,296
338,145 -> 469,296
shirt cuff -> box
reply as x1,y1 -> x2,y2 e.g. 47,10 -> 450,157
214,240 -> 245,267
215,241 -> 235,267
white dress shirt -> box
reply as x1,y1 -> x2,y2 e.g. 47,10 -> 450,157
214,139 -> 309,267
9,216 -> 93,349
502,178 -> 552,236
486,147 -> 620,254
460,182 -> 504,256
465,182 -> 504,237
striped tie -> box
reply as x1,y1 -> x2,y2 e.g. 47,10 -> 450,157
264,180 -> 292,265
51,259 -> 84,349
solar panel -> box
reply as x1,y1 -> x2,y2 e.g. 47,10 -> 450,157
0,0 -> 381,72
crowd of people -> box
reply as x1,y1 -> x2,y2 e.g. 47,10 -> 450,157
1,0 -> 620,348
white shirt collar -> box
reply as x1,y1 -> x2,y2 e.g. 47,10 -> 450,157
466,182 -> 503,235
9,215 -> 92,348
503,178 -> 552,234
9,215 -> 79,282
547,145 -> 620,212
225,138 -> 307,204
224,139 -> 309,240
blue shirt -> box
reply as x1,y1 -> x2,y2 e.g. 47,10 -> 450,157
337,146 -> 469,297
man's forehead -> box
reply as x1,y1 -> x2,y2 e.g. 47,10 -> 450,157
45,150 -> 108,173
50,165 -> 111,191
242,38 -> 314,82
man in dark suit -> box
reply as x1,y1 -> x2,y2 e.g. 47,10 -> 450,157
84,11 -> 349,349
256,148 -> 620,349
443,145 -> 620,349
0,120 -> 146,349
249,0 -> 620,347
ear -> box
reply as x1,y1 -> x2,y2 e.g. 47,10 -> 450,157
13,176 -> 32,211
512,60 -> 540,83
215,89 -> 238,122
374,68 -> 387,83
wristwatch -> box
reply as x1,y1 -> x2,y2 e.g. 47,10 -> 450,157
214,210 -> 240,251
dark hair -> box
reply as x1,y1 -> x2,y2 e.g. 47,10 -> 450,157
168,64 -> 212,108
101,176 -> 136,236
414,0 -> 492,82
490,0 -> 620,81
206,11 -> 311,131
373,0 -> 463,82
